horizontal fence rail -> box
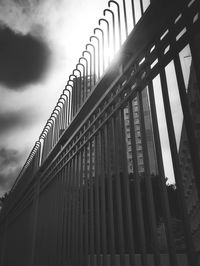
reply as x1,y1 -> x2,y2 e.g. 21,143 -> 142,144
0,0 -> 200,265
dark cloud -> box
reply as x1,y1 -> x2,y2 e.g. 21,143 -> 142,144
0,25 -> 50,89
0,148 -> 20,167
0,147 -> 23,196
0,109 -> 36,135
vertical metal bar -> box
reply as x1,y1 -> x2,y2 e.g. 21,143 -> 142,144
71,153 -> 77,266
57,109 -> 61,138
0,222 -> 7,266
39,138 -> 44,165
65,161 -> 70,264
55,172 -> 62,265
79,149 -> 84,266
111,115 -> 126,265
173,54 -> 200,198
41,136 -> 47,163
73,152 -> 79,266
45,132 -> 49,159
108,1 -> 122,46
56,171 -> 62,266
66,160 -> 73,264
62,100 -> 66,129
99,18 -> 110,66
71,82 -> 75,119
30,178 -> 40,266
59,167 -> 66,265
51,119 -> 56,148
103,9 -> 116,53
94,133 -> 101,266
89,139 -> 95,266
49,171 -> 58,265
50,125 -> 54,151
64,85 -> 71,124
76,75 -> 80,113
44,134 -> 49,161
139,0 -> 144,15
138,91 -> 161,266
55,116 -> 59,145
63,102 -> 67,129
90,37 -> 100,80
53,172 -> 61,265
65,100 -> 69,128
128,99 -> 148,266
119,108 -> 137,266
100,129 -> 108,266
61,164 -> 68,266
36,181 -> 42,264
36,146 -> 41,170
83,51 -> 92,92
81,65 -> 86,106
47,184 -> 53,264
33,147 -> 38,172
44,129 -> 49,156
48,175 -> 54,263
131,0 -> 136,26
94,28 -> 105,72
84,144 -> 89,266
73,79 -> 77,117
64,159 -> 71,264
59,109 -> 63,134
86,44 -> 96,85
54,117 -> 58,145
69,156 -> 75,265
148,80 -> 178,266
78,73 -> 82,111
75,152 -> 80,266
76,74 -> 81,113
60,106 -> 64,132
159,68 -> 198,266
122,0 -> 128,37
70,155 -> 75,265
77,64 -> 85,107
57,111 -> 63,138
79,57 -> 88,103
60,104 -> 64,131
57,112 -> 61,140
104,122 -> 116,266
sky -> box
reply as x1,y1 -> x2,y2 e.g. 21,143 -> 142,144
0,0 -> 109,197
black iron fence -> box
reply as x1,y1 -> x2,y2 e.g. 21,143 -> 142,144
0,0 -> 200,265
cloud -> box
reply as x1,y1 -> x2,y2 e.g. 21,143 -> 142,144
0,147 -> 24,196
0,0 -> 67,38
0,0 -> 44,36
0,109 -> 38,135
0,25 -> 50,89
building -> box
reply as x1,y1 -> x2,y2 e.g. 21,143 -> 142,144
124,89 -> 157,175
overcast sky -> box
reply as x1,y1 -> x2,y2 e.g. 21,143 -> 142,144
0,0 -> 109,197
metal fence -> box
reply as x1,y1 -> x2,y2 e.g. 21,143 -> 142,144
0,0 -> 200,265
